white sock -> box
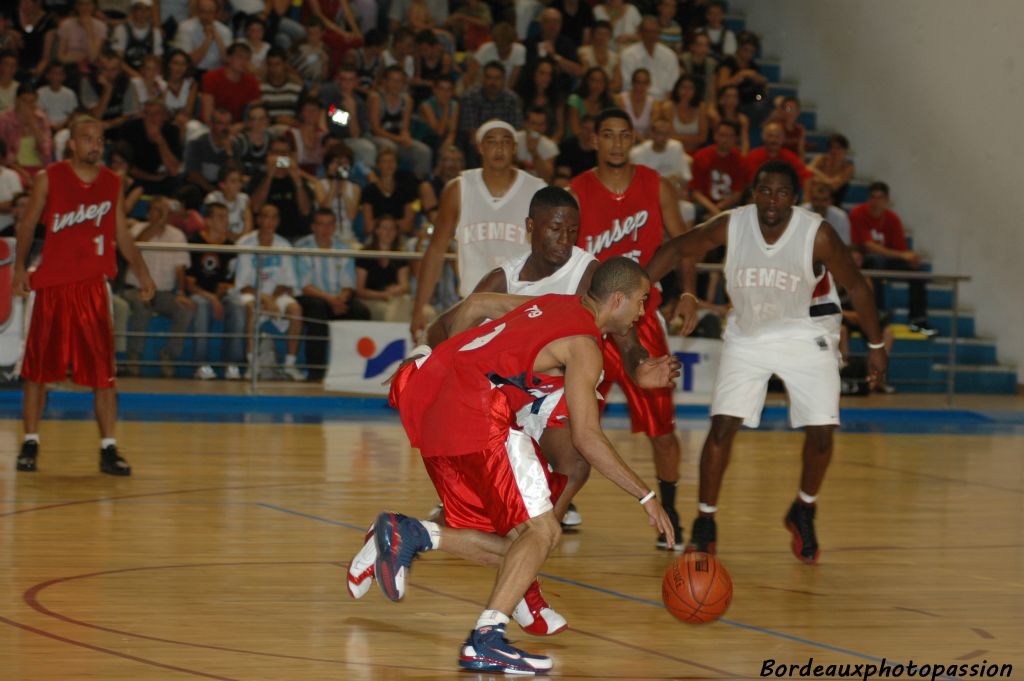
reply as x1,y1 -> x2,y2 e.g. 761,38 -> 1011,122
698,502 -> 717,515
23,434 -> 39,444
475,609 -> 510,629
799,490 -> 817,505
285,354 -> 297,366
420,519 -> 441,550
100,438 -> 117,449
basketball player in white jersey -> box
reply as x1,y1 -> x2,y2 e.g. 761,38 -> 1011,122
410,119 -> 548,340
664,160 -> 888,564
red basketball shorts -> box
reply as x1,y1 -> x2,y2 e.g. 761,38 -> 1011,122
21,276 -> 116,389
390,361 -> 566,536
599,311 -> 676,437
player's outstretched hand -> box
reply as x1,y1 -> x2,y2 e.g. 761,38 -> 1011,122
634,355 -> 681,389
12,269 -> 30,298
138,272 -> 156,302
642,496 -> 675,548
672,294 -> 700,336
866,347 -> 888,390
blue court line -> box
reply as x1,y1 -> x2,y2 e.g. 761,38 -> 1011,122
253,502 -> 365,531
2,389 -> 1023,434
256,502 -> 897,667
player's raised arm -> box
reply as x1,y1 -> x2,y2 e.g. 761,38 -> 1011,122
814,221 -> 889,388
12,170 -> 48,297
411,177 -> 460,339
646,212 -> 730,286
559,335 -> 675,543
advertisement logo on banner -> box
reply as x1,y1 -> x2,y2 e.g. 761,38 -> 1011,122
356,335 -> 406,379
326,321 -> 410,394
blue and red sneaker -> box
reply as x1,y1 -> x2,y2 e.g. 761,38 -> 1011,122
346,525 -> 376,599
373,511 -> 432,601
458,624 -> 554,674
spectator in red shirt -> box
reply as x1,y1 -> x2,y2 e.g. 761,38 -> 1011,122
200,42 -> 262,125
850,181 -> 935,335
745,120 -> 813,190
690,120 -> 747,216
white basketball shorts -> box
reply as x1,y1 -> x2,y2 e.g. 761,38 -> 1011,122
710,335 -> 842,429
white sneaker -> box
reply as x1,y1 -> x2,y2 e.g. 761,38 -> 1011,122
283,364 -> 307,381
225,365 -> 242,380
194,365 -> 216,380
561,503 -> 582,527
347,527 -> 377,599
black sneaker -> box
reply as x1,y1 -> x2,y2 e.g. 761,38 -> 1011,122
16,440 -> 38,472
656,505 -> 684,551
908,321 -> 939,337
784,501 -> 819,564
99,445 -> 132,476
687,515 -> 717,555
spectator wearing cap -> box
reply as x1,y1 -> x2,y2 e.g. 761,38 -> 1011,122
110,0 -> 164,77
173,0 -> 232,76
200,42 -> 261,125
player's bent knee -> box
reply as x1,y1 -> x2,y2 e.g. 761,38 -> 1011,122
708,416 -> 743,446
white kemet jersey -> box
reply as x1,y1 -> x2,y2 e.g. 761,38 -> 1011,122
501,246 -> 597,296
455,168 -> 547,297
723,204 -> 841,343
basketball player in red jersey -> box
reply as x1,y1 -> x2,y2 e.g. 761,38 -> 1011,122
356,258 -> 675,674
12,116 -> 156,475
570,107 -> 699,549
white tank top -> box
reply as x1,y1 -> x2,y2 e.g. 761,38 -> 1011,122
456,169 -> 547,297
501,246 -> 596,296
723,204 -> 841,342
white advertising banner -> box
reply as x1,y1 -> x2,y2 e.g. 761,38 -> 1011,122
0,238 -> 24,369
324,320 -> 723,403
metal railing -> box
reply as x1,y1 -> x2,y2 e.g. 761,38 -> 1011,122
133,242 -> 972,405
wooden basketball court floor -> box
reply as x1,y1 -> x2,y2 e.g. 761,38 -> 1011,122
1,388 -> 1022,680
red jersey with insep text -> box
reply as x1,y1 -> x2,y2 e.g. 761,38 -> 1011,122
32,161 -> 121,289
571,165 -> 665,268
399,294 -> 601,458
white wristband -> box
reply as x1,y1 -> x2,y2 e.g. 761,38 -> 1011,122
867,341 -> 886,350
638,490 -> 656,505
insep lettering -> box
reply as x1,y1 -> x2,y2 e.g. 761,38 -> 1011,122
51,201 -> 113,234
732,266 -> 802,293
585,210 -> 649,256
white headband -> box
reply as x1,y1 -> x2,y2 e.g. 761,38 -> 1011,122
476,120 -> 517,144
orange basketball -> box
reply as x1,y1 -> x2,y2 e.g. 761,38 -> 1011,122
662,552 -> 733,623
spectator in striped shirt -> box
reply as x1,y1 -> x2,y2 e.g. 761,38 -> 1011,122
260,47 -> 303,126
294,208 -> 371,380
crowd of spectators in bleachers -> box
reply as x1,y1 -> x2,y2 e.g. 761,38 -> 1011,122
0,0 -> 935,381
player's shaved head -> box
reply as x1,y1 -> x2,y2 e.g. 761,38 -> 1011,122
69,115 -> 102,138
528,186 -> 578,219
588,257 -> 650,302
